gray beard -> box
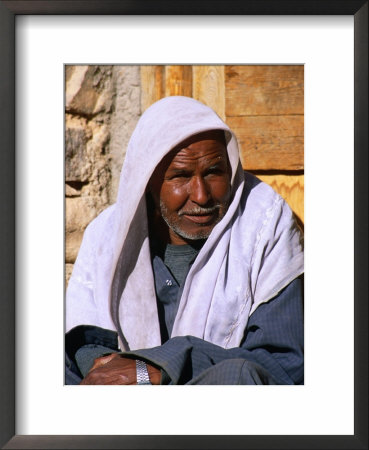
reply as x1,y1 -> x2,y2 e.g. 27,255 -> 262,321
159,200 -> 225,241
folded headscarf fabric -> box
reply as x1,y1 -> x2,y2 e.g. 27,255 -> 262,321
66,96 -> 304,351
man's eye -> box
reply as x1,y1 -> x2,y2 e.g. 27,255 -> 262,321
170,173 -> 189,180
206,168 -> 224,176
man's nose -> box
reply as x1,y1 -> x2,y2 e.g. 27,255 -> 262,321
189,176 -> 210,205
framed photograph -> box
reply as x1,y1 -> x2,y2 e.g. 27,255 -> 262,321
1,1 -> 367,449
64,63 -> 305,386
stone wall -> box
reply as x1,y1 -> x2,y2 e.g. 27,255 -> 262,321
65,65 -> 141,284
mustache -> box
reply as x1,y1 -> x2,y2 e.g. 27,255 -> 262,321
178,205 -> 221,216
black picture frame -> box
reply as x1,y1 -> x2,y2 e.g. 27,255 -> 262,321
0,1 -> 367,449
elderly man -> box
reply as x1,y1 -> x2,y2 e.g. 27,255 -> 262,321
65,96 -> 304,385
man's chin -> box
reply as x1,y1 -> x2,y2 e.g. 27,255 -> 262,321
162,210 -> 225,243
169,223 -> 214,242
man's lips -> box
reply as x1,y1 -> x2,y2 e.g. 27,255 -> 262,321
182,213 -> 215,224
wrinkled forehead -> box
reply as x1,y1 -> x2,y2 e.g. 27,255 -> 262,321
154,130 -> 228,174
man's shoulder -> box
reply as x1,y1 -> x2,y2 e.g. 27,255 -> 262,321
243,171 -> 278,195
83,204 -> 117,238
242,171 -> 285,211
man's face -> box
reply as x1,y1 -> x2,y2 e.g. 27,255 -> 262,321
148,130 -> 232,245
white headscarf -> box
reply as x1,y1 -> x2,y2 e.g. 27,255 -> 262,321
66,96 -> 304,351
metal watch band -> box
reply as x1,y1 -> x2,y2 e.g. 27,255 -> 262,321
136,359 -> 152,385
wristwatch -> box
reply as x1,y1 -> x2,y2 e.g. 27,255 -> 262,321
136,359 -> 152,385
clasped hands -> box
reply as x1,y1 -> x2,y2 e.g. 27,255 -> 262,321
80,353 -> 161,385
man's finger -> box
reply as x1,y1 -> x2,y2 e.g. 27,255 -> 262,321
89,352 -> 120,372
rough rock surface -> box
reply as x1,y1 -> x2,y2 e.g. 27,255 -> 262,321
65,65 -> 141,285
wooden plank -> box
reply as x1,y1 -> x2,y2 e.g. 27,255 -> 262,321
225,65 -> 304,116
193,66 -> 225,120
252,173 -> 304,225
140,65 -> 165,111
227,115 -> 304,171
165,65 -> 192,97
